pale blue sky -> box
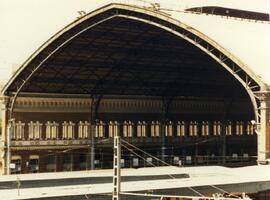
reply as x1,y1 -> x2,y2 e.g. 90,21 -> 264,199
0,0 -> 269,83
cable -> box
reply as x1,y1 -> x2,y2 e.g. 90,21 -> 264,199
121,141 -> 205,197
121,143 -> 175,179
121,138 -> 172,167
120,138 -> 245,198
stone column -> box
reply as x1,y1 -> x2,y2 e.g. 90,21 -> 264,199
0,96 -> 9,175
257,92 -> 270,164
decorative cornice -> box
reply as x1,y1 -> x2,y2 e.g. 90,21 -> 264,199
254,91 -> 270,101
0,95 -> 9,105
10,96 -> 251,114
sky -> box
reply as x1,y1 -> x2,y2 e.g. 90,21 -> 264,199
0,0 -> 269,85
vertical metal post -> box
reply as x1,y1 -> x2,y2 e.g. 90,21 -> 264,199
161,121 -> 166,165
112,131 -> 121,200
16,176 -> 21,196
89,96 -> 101,170
161,97 -> 173,165
90,123 -> 95,170
222,121 -> 227,164
89,97 -> 96,171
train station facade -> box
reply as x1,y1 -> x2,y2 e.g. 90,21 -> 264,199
0,2 -> 269,174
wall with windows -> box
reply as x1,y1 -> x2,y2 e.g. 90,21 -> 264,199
10,119 -> 255,141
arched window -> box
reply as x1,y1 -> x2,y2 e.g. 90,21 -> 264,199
226,121 -> 232,136
193,121 -> 198,136
201,121 -> 210,136
95,120 -> 105,138
205,121 -> 210,136
177,121 -> 186,136
189,121 -> 194,137
15,121 -> 25,140
28,121 -> 42,140
151,121 -> 160,137
246,121 -> 254,135
123,121 -> 128,137
28,121 -> 35,140
155,121 -> 160,137
78,121 -> 84,139
142,121 -> 147,137
78,121 -> 90,139
67,121 -> 75,139
46,121 -> 59,139
108,121 -> 119,137
150,121 -> 155,137
213,121 -> 221,136
127,121 -> 134,137
84,121 -> 90,138
236,121 -> 244,136
165,121 -> 173,137
62,121 -> 68,139
137,121 -> 142,137
109,121 -> 114,138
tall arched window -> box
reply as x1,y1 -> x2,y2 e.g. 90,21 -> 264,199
108,121 -> 119,137
28,121 -> 35,140
95,120 -> 105,138
28,121 -> 42,140
189,121 -> 194,136
165,121 -> 173,137
67,121 -> 75,139
226,121 -> 232,136
46,121 -> 59,139
213,121 -> 221,136
78,121 -> 90,139
177,121 -> 186,136
246,121 -> 254,135
151,121 -> 160,137
62,121 -> 68,139
123,121 -> 128,137
236,121 -> 244,136
127,121 -> 134,137
137,121 -> 142,137
15,121 -> 25,140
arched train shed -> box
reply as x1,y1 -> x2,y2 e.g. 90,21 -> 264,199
0,3 -> 269,174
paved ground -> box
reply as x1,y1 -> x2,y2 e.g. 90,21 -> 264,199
1,165 -> 270,199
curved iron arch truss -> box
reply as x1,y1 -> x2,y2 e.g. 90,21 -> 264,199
2,3 -> 266,123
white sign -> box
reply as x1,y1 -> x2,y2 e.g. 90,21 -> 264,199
133,158 -> 139,167
9,163 -> 16,169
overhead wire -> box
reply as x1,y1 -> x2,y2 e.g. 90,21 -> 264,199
121,139 -> 205,197
120,138 -> 242,199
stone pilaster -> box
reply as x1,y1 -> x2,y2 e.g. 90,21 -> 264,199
0,96 -> 9,174
256,91 -> 270,164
